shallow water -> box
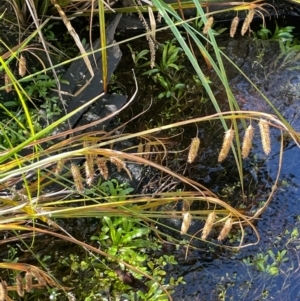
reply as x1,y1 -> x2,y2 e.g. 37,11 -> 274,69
170,35 -> 300,301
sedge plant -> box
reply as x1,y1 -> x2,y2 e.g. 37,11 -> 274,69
0,0 -> 300,300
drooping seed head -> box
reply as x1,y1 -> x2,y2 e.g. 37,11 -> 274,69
201,212 -> 216,240
4,73 -> 12,93
258,119 -> 271,155
217,217 -> 233,241
19,54 -> 27,77
55,159 -> 65,175
97,158 -> 109,180
203,17 -> 214,34
144,143 -> 151,160
16,274 -> 24,297
188,137 -> 200,163
242,124 -> 255,159
230,16 -> 239,38
0,280 -> 7,301
110,156 -> 126,172
181,212 -> 192,235
25,272 -> 32,292
30,269 -> 46,286
218,129 -> 234,162
241,9 -> 255,36
71,163 -> 84,193
85,156 -> 95,186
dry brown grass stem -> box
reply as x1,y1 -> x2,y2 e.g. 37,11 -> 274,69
201,212 -> 216,240
241,9 -> 255,36
218,217 -> 233,241
188,137 -> 200,163
259,119 -> 271,155
218,129 -> 234,162
242,124 -> 254,159
230,16 -> 239,38
203,17 -> 214,34
16,274 -> 24,297
96,158 -> 109,180
18,54 -> 26,77
71,163 -> 84,193
25,272 -> 32,292
181,212 -> 192,235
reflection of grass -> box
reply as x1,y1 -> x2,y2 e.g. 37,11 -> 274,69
1,0 -> 300,299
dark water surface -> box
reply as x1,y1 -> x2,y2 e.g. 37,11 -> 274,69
171,36 -> 300,301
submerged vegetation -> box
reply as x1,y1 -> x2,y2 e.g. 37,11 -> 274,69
0,0 -> 300,300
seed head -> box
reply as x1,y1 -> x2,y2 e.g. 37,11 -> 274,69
16,274 -> 24,297
137,143 -> 144,154
188,137 -> 200,163
85,156 -> 95,186
181,212 -> 192,235
19,54 -> 27,77
0,280 -> 7,301
242,124 -> 254,159
241,9 -> 255,36
230,16 -> 239,38
201,212 -> 216,240
203,17 -> 214,34
217,218 -> 233,241
71,163 -> 84,193
25,272 -> 32,292
144,143 -> 151,160
258,119 -> 271,155
55,159 -> 65,175
110,157 -> 126,172
4,73 -> 12,93
30,269 -> 46,286
218,129 -> 234,162
96,158 -> 109,180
